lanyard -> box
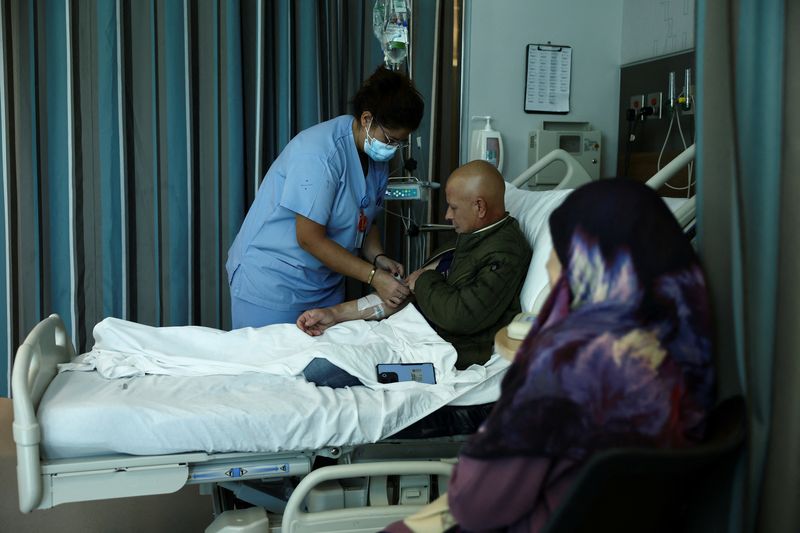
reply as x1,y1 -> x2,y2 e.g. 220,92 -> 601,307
355,209 -> 368,248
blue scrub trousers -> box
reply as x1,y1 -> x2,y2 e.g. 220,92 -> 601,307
230,295 -> 302,329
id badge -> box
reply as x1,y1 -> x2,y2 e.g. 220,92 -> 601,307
354,210 -> 367,248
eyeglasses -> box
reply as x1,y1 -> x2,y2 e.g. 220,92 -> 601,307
376,122 -> 409,149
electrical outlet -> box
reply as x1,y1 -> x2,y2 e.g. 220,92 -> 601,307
629,94 -> 645,112
647,92 -> 662,119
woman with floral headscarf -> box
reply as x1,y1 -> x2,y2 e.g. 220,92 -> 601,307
384,178 -> 715,533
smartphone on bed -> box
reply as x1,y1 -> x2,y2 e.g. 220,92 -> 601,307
376,363 -> 436,385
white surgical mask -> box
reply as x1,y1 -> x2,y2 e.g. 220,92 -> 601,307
363,119 -> 398,162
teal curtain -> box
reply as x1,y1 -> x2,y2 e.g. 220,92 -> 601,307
0,0 -> 383,397
697,0 -> 799,530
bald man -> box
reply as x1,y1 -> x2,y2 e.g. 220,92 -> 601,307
298,160 -> 532,372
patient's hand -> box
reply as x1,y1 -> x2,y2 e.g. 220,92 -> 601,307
406,258 -> 441,291
406,269 -> 426,292
297,308 -> 337,336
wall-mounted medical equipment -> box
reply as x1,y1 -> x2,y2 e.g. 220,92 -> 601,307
469,116 -> 504,172
373,0 -> 410,68
528,121 -> 601,186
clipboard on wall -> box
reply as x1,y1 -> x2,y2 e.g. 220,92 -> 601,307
524,43 -> 572,114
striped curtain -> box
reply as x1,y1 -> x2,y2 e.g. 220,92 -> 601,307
697,0 -> 800,530
0,0 -> 381,397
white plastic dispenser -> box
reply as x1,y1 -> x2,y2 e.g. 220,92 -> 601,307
469,115 -> 504,173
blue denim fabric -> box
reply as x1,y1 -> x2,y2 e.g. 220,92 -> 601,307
302,357 -> 363,388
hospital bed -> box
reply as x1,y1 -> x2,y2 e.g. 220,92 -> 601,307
11,147 -> 695,532
12,310 -> 497,520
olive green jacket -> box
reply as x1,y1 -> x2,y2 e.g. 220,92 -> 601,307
414,215 -> 532,369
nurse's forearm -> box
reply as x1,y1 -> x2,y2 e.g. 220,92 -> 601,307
362,225 -> 384,263
308,238 -> 374,283
296,215 -> 374,283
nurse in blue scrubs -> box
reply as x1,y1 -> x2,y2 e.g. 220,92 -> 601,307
227,67 -> 424,328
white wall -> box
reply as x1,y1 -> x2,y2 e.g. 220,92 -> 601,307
621,0 -> 695,64
461,0 -> 624,180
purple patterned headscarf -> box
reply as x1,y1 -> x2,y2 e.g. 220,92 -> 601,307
462,178 -> 715,461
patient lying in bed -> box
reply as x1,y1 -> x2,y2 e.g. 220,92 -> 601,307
298,161 -> 532,376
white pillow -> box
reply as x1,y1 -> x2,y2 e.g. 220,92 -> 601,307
505,184 -> 690,313
504,183 -> 571,313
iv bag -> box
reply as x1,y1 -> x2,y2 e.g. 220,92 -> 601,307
373,0 -> 410,67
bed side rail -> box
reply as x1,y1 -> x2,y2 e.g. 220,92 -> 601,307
11,314 -> 75,513
645,144 -> 695,191
282,461 -> 454,533
645,144 -> 696,230
511,148 -> 593,190
673,197 -> 696,229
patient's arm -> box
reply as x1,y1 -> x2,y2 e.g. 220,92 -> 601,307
296,294 -> 408,336
297,308 -> 339,336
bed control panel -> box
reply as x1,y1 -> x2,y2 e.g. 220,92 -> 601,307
187,455 -> 311,483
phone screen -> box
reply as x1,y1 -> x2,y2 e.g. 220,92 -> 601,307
376,363 -> 436,385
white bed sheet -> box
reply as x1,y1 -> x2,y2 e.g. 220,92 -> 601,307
39,306 -> 509,459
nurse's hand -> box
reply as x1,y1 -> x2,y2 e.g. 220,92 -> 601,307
297,308 -> 337,336
372,270 -> 410,307
374,255 -> 405,278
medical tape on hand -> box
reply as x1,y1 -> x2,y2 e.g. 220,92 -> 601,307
357,293 -> 383,311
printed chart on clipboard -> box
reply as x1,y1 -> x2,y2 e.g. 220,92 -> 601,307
524,43 -> 572,114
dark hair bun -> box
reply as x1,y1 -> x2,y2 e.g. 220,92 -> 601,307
352,66 -> 424,132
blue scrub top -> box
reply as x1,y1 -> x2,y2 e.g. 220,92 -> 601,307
226,115 -> 388,312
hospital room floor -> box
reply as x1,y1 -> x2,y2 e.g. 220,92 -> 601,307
0,399 -> 213,533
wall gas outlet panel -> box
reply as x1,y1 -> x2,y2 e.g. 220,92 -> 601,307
629,94 -> 645,112
647,92 -> 663,119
